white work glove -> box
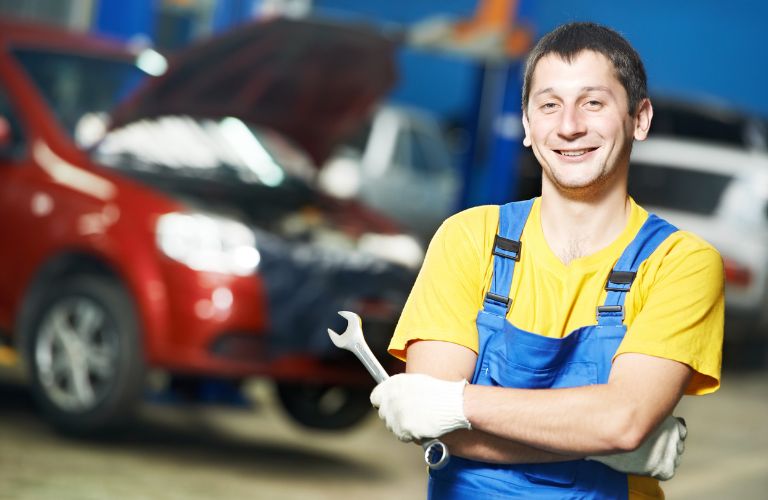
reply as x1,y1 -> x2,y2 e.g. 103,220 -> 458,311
369,373 -> 471,442
588,415 -> 687,480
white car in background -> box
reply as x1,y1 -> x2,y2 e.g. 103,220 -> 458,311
318,105 -> 460,243
629,137 -> 768,349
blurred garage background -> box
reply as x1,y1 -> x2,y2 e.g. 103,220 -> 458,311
0,1 -> 766,499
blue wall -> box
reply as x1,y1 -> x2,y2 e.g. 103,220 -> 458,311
93,0 -> 156,41
316,0 -> 768,119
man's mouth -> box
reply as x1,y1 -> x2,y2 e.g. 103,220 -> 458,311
555,147 -> 598,157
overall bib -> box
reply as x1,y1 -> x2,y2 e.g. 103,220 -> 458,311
428,199 -> 677,500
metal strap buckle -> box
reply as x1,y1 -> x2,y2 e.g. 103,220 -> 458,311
596,304 -> 624,321
492,235 -> 521,261
485,292 -> 512,313
605,270 -> 636,292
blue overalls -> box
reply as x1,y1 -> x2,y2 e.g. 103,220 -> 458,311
428,199 -> 677,499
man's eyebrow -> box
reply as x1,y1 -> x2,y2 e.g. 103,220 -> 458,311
532,86 -> 614,98
582,86 -> 613,94
532,87 -> 554,98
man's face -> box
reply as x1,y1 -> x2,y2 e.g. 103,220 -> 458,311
522,50 -> 651,197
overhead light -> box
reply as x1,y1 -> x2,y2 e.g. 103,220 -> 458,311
219,117 -> 285,186
135,48 -> 168,76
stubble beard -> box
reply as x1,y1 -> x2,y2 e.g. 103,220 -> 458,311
539,142 -> 633,201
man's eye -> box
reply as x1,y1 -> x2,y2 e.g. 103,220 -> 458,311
585,100 -> 603,109
541,102 -> 558,111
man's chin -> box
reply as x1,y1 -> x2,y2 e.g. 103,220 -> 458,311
544,173 -> 613,199
549,174 -> 600,191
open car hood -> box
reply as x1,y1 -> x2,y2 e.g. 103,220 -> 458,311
110,17 -> 397,165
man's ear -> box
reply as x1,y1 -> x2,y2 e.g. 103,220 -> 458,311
633,98 -> 653,141
522,112 -> 532,147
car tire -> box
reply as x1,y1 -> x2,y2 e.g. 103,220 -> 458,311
275,382 -> 372,430
21,274 -> 144,435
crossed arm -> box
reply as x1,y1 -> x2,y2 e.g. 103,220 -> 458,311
404,339 -> 692,463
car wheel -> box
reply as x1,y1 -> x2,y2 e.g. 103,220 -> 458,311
275,382 -> 372,430
22,275 -> 144,435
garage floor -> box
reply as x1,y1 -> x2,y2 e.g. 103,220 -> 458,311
1,366 -> 766,500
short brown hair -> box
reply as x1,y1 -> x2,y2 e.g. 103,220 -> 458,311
521,22 -> 648,116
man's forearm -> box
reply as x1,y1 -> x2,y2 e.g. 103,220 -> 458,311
440,428 -> 580,464
463,354 -> 692,456
464,383 -> 633,456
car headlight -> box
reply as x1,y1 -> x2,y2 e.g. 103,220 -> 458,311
357,233 -> 425,270
156,212 -> 260,275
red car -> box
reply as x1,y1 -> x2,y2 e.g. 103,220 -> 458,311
0,17 -> 418,434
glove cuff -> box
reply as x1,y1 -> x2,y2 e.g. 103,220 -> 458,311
432,379 -> 471,433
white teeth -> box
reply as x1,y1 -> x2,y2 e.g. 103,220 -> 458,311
560,149 -> 589,156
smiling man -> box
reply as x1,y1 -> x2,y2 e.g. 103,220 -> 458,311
370,22 -> 724,499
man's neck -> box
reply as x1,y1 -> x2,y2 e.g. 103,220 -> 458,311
539,185 -> 631,265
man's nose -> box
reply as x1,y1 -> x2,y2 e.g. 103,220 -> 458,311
557,106 -> 587,139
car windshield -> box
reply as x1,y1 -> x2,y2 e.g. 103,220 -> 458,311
91,115 -> 315,187
628,162 -> 732,215
12,48 -> 147,141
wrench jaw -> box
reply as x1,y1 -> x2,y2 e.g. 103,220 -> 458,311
326,328 -> 345,349
327,311 -> 389,384
337,310 -> 362,328
327,311 -> 364,350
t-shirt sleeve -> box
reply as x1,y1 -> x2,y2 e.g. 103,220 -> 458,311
616,232 -> 725,395
387,207 -> 494,361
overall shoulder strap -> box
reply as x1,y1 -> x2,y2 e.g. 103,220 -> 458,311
597,214 -> 678,325
482,198 -> 535,318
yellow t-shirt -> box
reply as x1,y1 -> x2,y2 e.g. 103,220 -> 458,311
389,197 -> 724,499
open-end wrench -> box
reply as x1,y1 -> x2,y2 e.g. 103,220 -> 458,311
327,310 -> 450,470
